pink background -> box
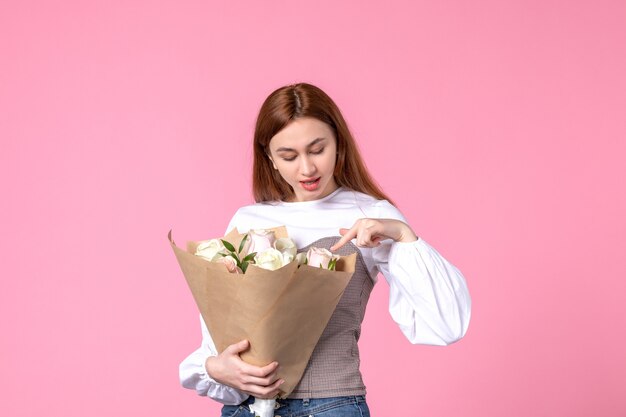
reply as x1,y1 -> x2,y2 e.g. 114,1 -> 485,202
2,1 -> 625,416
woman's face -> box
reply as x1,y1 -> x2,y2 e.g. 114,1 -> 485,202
268,117 -> 339,202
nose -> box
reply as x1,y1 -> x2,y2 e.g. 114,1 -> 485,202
300,155 -> 317,177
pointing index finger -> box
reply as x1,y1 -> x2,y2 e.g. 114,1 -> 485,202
330,227 -> 357,252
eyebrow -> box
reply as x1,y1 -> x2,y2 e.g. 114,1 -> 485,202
275,137 -> 327,153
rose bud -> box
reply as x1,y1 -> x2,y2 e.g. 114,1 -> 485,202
295,252 -> 308,266
216,255 -> 241,273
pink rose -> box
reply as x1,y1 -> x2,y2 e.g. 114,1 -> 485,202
247,229 -> 276,254
306,247 -> 335,269
216,255 -> 241,274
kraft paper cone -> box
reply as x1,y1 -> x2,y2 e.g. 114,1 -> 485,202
169,228 -> 356,397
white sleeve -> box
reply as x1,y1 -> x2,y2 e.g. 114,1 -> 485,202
179,315 -> 249,405
372,201 -> 471,346
179,210 -> 249,405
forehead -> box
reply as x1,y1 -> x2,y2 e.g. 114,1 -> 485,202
269,117 -> 335,149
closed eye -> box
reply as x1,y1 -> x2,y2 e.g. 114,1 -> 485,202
279,147 -> 324,162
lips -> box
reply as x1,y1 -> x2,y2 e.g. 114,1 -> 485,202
300,177 -> 321,191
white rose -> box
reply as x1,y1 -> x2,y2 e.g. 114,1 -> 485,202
307,247 -> 335,269
254,248 -> 285,271
282,252 -> 295,265
195,239 -> 226,262
274,238 -> 297,264
216,255 -> 241,274
247,229 -> 276,254
295,252 -> 308,266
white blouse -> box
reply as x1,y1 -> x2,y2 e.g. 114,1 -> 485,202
179,187 -> 471,405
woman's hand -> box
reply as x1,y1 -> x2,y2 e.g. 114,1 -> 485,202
330,218 -> 418,252
205,339 -> 284,399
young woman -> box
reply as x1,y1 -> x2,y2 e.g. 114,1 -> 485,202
180,83 -> 471,417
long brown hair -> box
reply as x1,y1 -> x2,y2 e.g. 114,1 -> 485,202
252,83 -> 394,205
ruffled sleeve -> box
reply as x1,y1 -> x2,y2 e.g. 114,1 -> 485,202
372,201 -> 471,345
179,315 -> 249,405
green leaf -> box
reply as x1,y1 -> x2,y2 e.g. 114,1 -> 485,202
242,252 -> 257,263
238,234 -> 249,254
329,258 -> 337,271
241,261 -> 249,273
221,239 -> 236,253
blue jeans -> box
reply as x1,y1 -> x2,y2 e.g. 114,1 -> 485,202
220,396 -> 370,417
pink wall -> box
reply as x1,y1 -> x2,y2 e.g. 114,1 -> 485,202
2,1 -> 625,416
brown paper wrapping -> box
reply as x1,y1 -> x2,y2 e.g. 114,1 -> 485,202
169,227 -> 356,397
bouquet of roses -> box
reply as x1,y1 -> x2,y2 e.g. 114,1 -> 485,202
169,226 -> 356,417
194,229 -> 339,274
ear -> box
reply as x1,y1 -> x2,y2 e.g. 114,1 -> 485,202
267,154 -> 278,170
